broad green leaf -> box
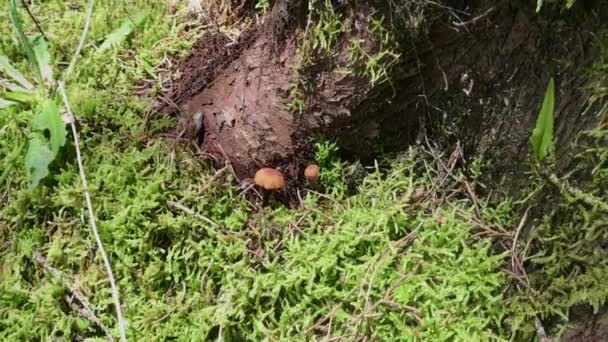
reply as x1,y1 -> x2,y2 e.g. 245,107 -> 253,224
8,0 -> 41,82
25,136 -> 55,187
0,55 -> 34,90
530,78 -> 555,161
98,13 -> 147,52
33,100 -> 67,156
32,36 -> 54,84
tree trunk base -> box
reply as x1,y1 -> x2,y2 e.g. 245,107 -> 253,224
159,0 -> 606,198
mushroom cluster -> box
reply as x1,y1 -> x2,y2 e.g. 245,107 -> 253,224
250,164 -> 320,204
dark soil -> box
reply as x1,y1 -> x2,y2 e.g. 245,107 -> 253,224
160,0 -> 606,202
562,311 -> 608,342
159,29 -> 257,114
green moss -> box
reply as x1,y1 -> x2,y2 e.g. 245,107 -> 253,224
1,0 -> 608,341
288,1 -> 403,113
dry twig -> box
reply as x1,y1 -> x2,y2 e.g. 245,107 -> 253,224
58,82 -> 128,342
166,200 -> 219,227
509,208 -> 550,341
34,252 -> 114,340
64,0 -> 95,81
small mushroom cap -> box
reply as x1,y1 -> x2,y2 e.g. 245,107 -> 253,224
304,164 -> 320,179
254,168 -> 285,190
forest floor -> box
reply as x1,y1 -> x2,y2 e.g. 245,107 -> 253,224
1,1 -> 607,341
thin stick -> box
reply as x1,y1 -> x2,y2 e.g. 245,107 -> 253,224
511,208 -> 529,278
58,81 -> 128,342
510,208 -> 548,341
452,7 -> 494,27
534,316 -> 549,342
64,0 -> 95,81
166,200 -> 219,227
34,252 -> 114,340
20,0 -> 68,57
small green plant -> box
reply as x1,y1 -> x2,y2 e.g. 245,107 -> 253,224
530,77 -> 555,161
98,13 -> 147,52
255,0 -> 270,13
2,0 -> 66,188
290,7 -> 401,114
286,82 -> 305,114
344,15 -> 400,87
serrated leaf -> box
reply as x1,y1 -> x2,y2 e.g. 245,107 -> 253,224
530,78 -> 555,161
25,136 -> 55,188
98,13 -> 147,52
33,100 -> 67,156
8,0 -> 41,82
32,36 -> 54,84
0,55 -> 34,90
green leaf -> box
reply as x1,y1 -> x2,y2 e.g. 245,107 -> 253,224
32,100 -> 67,156
0,89 -> 36,104
0,55 -> 34,90
0,98 -> 17,109
8,0 -> 41,82
98,13 -> 147,52
530,78 -> 555,161
25,136 -> 55,188
32,36 -> 54,84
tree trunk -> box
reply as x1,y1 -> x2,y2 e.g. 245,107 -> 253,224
164,0 -> 606,190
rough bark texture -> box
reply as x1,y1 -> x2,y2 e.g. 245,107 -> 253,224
165,0 -> 606,190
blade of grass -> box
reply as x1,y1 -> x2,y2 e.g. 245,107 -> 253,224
1,89 -> 36,103
530,78 -> 555,161
0,55 -> 34,90
8,0 -> 41,82
0,98 -> 17,109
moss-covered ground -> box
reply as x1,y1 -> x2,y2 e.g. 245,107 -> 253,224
1,1 -> 607,341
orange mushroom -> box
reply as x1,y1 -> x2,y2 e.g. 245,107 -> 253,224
304,164 -> 320,180
254,168 -> 285,190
